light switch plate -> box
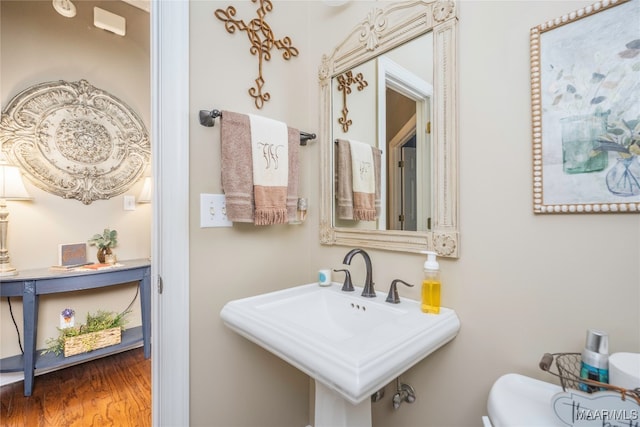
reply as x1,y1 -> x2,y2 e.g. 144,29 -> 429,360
200,194 -> 232,228
123,195 -> 136,211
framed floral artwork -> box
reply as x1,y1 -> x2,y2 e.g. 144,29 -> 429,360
530,0 -> 640,214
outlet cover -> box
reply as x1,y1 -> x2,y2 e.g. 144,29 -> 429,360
200,194 -> 232,228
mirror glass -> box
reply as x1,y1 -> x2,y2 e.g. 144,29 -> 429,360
319,0 -> 459,257
331,33 -> 433,232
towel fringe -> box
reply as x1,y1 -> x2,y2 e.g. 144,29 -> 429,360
353,209 -> 377,222
255,208 -> 288,226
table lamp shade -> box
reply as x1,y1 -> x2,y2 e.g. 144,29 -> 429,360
138,176 -> 152,203
0,164 -> 32,200
0,162 -> 32,276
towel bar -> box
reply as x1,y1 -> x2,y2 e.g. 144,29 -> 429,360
199,109 -> 316,146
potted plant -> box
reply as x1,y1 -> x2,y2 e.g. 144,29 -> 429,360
88,228 -> 118,263
42,309 -> 129,357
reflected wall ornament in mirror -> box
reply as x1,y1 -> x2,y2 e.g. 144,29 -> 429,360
0,79 -> 150,204
337,70 -> 368,132
319,0 -> 459,257
214,0 -> 299,109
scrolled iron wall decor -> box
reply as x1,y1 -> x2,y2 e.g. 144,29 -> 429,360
0,79 -> 150,204
214,0 -> 299,109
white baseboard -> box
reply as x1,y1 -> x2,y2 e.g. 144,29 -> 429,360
0,372 -> 24,387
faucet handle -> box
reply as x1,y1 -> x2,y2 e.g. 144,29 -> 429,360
333,269 -> 354,292
386,279 -> 414,304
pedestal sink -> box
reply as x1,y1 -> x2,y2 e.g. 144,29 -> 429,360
220,283 -> 460,427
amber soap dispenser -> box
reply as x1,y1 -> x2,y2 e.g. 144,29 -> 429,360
421,251 -> 441,314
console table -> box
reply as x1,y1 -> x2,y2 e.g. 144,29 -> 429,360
0,259 -> 151,396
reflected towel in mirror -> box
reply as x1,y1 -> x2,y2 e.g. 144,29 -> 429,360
335,139 -> 380,221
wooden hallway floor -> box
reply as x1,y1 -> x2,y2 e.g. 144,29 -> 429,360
0,348 -> 151,427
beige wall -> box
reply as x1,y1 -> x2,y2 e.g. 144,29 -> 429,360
189,1 -> 639,427
0,1 -> 150,359
189,2 -> 313,425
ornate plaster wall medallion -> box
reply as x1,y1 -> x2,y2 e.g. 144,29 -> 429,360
0,80 -> 150,204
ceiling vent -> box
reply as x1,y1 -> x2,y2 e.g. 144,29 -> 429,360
93,7 -> 126,36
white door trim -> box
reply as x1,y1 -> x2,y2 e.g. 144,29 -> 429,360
151,0 -> 190,425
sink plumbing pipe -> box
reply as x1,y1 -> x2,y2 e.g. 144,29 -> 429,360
392,377 -> 416,410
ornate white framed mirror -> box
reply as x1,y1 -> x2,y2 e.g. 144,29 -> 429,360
318,0 -> 459,257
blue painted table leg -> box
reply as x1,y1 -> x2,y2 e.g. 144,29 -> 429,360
23,280 -> 37,396
140,267 -> 151,359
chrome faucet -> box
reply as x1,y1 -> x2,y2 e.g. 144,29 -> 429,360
342,248 -> 376,297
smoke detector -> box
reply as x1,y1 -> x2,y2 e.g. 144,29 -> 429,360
52,0 -> 76,18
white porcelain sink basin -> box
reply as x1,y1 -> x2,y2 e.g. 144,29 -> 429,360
220,282 -> 461,406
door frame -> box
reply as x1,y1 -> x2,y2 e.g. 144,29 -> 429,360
151,0 -> 190,425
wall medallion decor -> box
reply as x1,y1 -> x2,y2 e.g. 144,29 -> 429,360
530,0 -> 640,214
214,0 -> 299,109
0,79 -> 150,204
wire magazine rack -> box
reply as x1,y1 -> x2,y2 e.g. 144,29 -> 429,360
539,352 -> 640,405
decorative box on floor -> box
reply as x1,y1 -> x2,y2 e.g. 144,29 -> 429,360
63,327 -> 122,357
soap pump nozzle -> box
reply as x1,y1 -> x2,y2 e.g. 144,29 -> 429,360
423,251 -> 439,271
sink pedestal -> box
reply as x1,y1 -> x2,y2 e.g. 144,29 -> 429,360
315,382 -> 371,427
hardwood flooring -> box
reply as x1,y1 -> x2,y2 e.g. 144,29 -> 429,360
0,348 -> 151,427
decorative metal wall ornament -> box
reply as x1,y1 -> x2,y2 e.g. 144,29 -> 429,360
336,70 -> 368,133
0,79 -> 150,204
214,0 -> 299,109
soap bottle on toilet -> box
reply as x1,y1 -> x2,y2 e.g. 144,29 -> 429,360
421,251 -> 441,314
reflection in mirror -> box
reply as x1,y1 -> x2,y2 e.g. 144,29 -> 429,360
331,34 -> 433,232
336,71 -> 368,133
377,35 -> 433,232
388,89 -> 420,230
319,0 -> 459,257
385,87 -> 428,232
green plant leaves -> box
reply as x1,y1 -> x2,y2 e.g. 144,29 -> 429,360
87,228 -> 118,249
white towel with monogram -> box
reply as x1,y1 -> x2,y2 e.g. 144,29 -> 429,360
248,114 -> 289,225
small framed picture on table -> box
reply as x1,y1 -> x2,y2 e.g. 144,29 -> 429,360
58,243 -> 87,266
